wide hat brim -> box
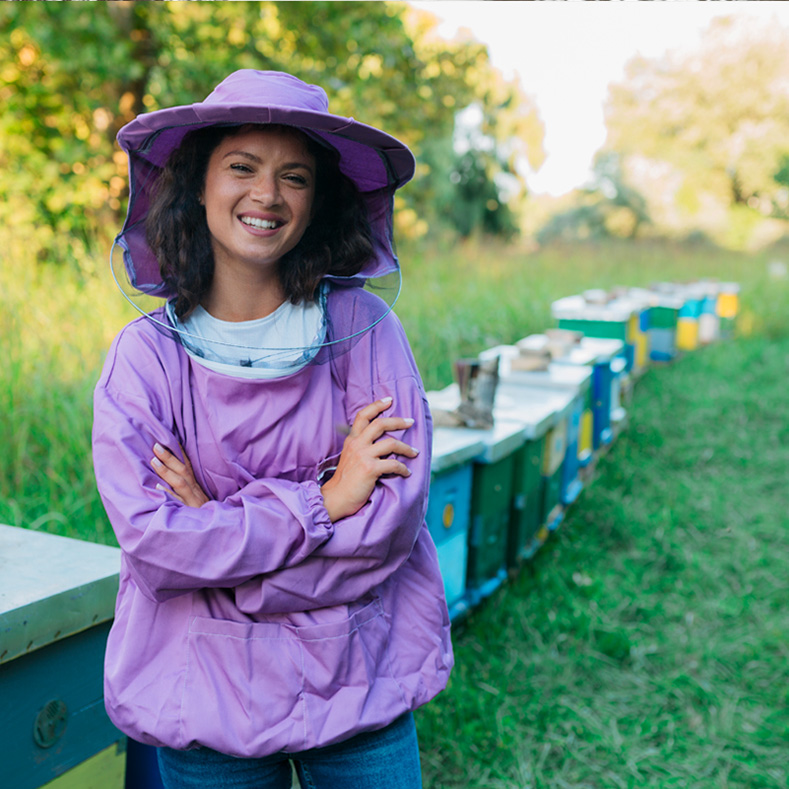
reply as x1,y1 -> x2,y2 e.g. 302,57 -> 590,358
115,70 -> 415,298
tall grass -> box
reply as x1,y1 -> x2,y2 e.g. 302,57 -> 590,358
396,237 -> 789,391
1,242 -> 137,541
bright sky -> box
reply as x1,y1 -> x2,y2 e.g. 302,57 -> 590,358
409,1 -> 789,196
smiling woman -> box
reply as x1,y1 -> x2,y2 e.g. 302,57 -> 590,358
93,70 -> 452,789
200,127 -> 317,321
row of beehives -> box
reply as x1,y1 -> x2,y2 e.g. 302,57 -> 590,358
425,280 -> 741,621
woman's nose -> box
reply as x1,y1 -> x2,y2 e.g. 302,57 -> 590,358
250,174 -> 280,205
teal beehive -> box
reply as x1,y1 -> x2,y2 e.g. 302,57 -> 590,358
551,293 -> 639,373
428,428 -> 485,620
428,387 -> 525,605
0,524 -> 124,789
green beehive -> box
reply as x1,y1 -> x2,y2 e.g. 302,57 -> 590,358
0,525 -> 124,789
509,437 -> 545,564
490,373 -> 577,556
551,294 -> 639,372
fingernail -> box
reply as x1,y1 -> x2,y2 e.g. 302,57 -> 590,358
403,418 -> 414,426
154,443 -> 164,454
155,483 -> 166,491
410,446 -> 420,454
381,396 -> 393,405
151,457 -> 163,468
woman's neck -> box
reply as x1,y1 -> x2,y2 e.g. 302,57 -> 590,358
201,271 -> 286,322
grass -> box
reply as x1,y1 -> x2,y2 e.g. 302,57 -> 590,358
416,333 -> 789,788
2,235 -> 788,785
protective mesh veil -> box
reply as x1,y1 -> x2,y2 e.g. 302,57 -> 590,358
109,238 -> 402,373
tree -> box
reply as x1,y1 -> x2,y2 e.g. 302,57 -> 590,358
603,15 -> 789,238
403,12 -> 544,239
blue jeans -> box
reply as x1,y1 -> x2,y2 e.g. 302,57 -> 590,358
157,712 -> 422,789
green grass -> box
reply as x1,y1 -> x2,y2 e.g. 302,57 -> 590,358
416,333 -> 789,788
2,236 -> 788,785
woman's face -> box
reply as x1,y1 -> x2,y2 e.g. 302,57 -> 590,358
201,126 -> 316,285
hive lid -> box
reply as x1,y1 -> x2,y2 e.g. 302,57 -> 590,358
0,524 -> 121,664
493,382 -> 576,439
427,386 -> 526,464
502,363 -> 592,393
431,428 -> 487,473
551,294 -> 636,322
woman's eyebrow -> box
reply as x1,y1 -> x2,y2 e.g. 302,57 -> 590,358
222,150 -> 314,172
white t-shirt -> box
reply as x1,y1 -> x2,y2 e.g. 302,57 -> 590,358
168,297 -> 326,380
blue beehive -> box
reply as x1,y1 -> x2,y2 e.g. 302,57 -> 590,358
546,336 -> 627,450
428,427 -> 485,621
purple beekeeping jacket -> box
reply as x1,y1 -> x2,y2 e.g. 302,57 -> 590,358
92,285 -> 453,757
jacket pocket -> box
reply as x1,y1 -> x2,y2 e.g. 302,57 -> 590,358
180,616 -> 306,756
179,601 -> 408,756
298,601 -> 409,748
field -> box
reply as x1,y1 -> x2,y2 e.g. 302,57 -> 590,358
2,237 -> 788,786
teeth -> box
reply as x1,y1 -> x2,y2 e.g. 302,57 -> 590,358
241,217 -> 278,230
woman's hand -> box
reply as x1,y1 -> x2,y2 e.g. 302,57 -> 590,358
151,443 -> 209,508
320,397 -> 418,523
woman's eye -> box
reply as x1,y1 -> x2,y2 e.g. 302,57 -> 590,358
230,163 -> 253,173
284,174 -> 308,186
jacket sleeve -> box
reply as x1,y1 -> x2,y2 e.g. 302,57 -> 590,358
92,323 -> 335,603
234,307 -> 434,615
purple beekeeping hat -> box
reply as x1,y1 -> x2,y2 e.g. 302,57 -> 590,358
114,70 -> 416,298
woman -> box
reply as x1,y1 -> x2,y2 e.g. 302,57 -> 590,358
93,70 -> 452,789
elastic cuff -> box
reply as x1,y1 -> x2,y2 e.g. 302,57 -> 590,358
304,479 -> 334,536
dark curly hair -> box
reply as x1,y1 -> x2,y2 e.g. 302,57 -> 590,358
145,124 -> 375,319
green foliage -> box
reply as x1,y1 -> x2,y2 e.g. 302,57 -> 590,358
604,15 -> 789,242
536,152 -> 651,244
442,149 -> 519,239
0,1 -> 543,270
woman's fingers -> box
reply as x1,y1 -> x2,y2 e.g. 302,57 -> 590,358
375,457 -> 413,478
151,442 -> 186,474
150,443 -> 209,508
156,482 -> 184,503
361,416 -> 415,440
321,398 -> 419,522
350,397 -> 415,442
368,437 -> 419,461
349,397 -> 396,436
